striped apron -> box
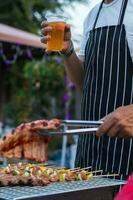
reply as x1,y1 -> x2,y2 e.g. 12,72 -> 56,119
75,0 -> 133,180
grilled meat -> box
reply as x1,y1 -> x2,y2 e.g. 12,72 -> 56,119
0,119 -> 60,162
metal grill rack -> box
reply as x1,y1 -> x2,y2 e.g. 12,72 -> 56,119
0,178 -> 125,200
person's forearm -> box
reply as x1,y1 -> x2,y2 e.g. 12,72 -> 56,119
64,52 -> 84,92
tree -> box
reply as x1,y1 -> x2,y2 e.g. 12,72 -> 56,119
0,0 -> 87,33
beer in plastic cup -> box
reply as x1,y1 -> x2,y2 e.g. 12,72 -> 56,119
46,15 -> 66,52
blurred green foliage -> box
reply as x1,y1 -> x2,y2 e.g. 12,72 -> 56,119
0,0 -> 87,33
3,56 -> 65,126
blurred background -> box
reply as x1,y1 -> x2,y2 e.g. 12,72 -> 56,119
0,0 -> 100,167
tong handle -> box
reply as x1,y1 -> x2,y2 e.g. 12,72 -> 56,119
39,127 -> 99,136
61,120 -> 103,127
64,127 -> 98,134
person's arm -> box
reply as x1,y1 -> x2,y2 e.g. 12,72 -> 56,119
96,104 -> 133,138
41,22 -> 84,92
64,51 -> 84,92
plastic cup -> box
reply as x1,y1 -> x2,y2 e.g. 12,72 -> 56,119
46,15 -> 66,52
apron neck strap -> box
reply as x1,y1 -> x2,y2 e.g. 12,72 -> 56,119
92,0 -> 128,30
92,0 -> 104,30
118,0 -> 128,25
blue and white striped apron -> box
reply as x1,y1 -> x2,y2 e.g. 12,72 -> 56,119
75,0 -> 133,180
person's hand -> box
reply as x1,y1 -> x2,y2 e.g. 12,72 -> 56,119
41,20 -> 72,53
96,104 -> 133,138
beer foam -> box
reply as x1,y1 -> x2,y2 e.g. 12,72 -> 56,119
45,14 -> 66,23
47,18 -> 65,23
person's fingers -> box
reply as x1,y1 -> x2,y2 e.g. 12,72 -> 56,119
45,49 -> 52,54
96,123 -> 108,137
117,127 -> 133,138
41,21 -> 49,28
40,35 -> 51,44
106,123 -> 120,137
100,117 -> 105,121
96,116 -> 115,137
65,24 -> 71,32
117,131 -> 126,138
64,31 -> 71,41
100,111 -> 113,122
41,27 -> 52,36
64,24 -> 71,42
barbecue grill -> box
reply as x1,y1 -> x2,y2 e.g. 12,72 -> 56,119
0,120 -> 126,200
0,178 -> 125,200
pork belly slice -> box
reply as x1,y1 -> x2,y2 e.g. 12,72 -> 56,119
32,134 -> 41,162
2,148 -> 14,158
39,138 -> 48,162
16,118 -> 60,132
0,119 -> 61,162
47,119 -> 61,129
31,133 -> 48,162
14,145 -> 23,159
23,141 -> 33,160
0,133 -> 14,152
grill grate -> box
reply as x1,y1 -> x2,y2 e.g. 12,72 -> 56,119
0,178 -> 125,200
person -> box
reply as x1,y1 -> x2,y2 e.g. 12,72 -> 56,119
41,0 -> 133,180
114,173 -> 133,199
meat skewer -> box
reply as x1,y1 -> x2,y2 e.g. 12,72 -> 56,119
0,163 -> 120,186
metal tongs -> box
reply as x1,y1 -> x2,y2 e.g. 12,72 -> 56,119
39,120 -> 103,136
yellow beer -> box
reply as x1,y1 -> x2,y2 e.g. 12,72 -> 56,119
47,21 -> 65,52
